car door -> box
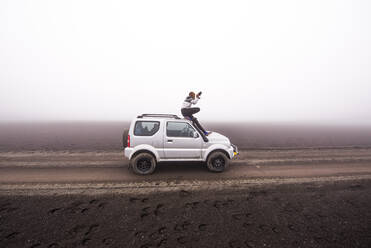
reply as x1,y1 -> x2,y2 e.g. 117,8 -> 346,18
164,121 -> 202,159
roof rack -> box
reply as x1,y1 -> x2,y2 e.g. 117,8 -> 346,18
137,114 -> 181,119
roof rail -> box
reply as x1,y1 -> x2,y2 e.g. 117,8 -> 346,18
137,114 -> 181,119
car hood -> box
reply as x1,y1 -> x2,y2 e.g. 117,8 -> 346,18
206,132 -> 230,145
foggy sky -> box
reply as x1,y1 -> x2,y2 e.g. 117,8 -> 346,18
0,0 -> 370,123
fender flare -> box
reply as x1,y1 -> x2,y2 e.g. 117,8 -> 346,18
203,144 -> 231,161
129,144 -> 160,161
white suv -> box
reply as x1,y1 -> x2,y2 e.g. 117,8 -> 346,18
123,114 -> 238,175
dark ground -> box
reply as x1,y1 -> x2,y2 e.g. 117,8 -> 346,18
1,122 -> 371,248
1,179 -> 371,248
1,122 -> 371,151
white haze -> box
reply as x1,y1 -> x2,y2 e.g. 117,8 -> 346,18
0,0 -> 370,123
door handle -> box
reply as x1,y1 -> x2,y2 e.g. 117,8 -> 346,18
167,139 -> 173,142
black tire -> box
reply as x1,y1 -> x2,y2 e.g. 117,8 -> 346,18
206,151 -> 229,172
122,129 -> 129,148
130,152 -> 156,175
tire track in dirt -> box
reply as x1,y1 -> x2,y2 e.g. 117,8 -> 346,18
1,174 -> 371,196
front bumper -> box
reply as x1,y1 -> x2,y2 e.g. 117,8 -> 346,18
231,144 -> 239,158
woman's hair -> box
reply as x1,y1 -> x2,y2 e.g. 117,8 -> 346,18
189,91 -> 195,98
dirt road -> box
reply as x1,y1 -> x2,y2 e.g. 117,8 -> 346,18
1,147 -> 371,184
0,161 -> 371,186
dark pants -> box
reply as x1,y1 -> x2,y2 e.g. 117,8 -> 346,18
181,107 -> 207,134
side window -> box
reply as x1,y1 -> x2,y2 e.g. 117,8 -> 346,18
134,121 -> 160,136
167,122 -> 196,137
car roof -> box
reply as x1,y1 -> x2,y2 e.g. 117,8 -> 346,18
137,114 -> 180,118
135,114 -> 190,122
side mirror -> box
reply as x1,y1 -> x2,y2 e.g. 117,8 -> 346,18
193,132 -> 199,138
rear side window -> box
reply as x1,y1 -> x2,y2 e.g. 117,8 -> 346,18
134,121 -> 160,136
166,121 -> 196,137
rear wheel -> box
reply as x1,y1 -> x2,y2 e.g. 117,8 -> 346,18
206,151 -> 229,172
130,152 -> 156,175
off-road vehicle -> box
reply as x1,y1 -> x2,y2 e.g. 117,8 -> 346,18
123,114 -> 238,175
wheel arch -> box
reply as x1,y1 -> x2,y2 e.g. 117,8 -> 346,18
205,148 -> 231,161
129,145 -> 159,161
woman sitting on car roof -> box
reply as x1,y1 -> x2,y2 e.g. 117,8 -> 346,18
181,91 -> 211,136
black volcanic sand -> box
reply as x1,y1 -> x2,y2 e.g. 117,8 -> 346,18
1,122 -> 371,151
1,180 -> 371,248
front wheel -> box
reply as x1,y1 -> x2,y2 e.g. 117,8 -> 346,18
206,151 -> 229,172
130,152 -> 157,175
